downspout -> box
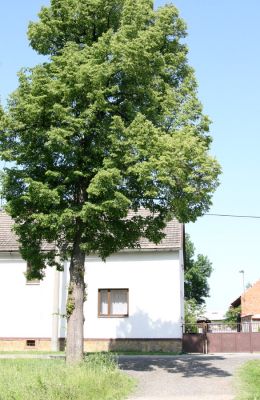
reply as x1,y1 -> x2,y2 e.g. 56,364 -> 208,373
180,224 -> 185,347
51,258 -> 61,351
181,224 -> 185,322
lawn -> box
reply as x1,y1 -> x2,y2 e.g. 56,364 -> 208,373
236,360 -> 260,400
0,353 -> 135,400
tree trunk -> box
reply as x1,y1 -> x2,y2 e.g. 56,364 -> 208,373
66,232 -> 86,364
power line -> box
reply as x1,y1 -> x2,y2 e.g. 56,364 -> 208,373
205,213 -> 260,219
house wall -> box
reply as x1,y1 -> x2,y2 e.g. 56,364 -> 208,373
81,251 -> 182,340
0,249 -> 183,352
242,280 -> 260,317
0,252 -> 57,350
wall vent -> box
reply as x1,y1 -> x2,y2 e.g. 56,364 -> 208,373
26,339 -> 36,347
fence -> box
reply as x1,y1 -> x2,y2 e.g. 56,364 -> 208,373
183,322 -> 260,334
182,322 -> 260,353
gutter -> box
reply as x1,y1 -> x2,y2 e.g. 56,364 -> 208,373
51,256 -> 61,352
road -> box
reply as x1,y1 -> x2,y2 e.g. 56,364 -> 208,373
119,353 -> 260,400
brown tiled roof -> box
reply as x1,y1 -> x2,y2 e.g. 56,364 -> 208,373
137,219 -> 182,250
0,212 -> 19,252
0,212 -> 55,252
127,209 -> 183,250
0,210 -> 183,252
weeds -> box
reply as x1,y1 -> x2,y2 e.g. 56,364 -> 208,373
0,353 -> 134,400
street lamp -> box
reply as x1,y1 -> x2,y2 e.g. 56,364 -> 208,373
239,269 -> 246,324
239,270 -> 245,294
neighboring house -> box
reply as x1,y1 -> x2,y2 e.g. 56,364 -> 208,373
197,311 -> 226,324
231,280 -> 260,331
0,210 -> 184,352
197,311 -> 228,333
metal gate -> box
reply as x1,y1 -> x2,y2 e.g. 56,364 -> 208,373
183,333 -> 206,353
207,332 -> 260,353
183,323 -> 260,353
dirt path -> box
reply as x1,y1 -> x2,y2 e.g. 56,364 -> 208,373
119,353 -> 260,400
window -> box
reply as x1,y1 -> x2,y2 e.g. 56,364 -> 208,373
98,289 -> 129,317
26,262 -> 40,285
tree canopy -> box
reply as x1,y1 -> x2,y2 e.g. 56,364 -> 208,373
224,306 -> 241,324
184,233 -> 213,305
0,0 -> 220,363
184,298 -> 205,331
184,234 -> 213,329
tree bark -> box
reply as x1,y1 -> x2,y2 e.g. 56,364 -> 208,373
66,231 -> 86,364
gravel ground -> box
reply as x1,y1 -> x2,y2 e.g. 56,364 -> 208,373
119,353 -> 260,400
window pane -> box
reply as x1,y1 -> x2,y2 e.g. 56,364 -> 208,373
110,290 -> 128,315
100,290 -> 108,315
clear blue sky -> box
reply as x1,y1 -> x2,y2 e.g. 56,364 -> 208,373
1,0 -> 260,313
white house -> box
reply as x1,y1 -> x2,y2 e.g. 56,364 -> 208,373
0,210 -> 184,352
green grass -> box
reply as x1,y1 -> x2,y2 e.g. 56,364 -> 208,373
0,353 -> 135,400
236,360 -> 260,400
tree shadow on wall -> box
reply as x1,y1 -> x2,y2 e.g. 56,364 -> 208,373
115,308 -> 182,339
106,309 -> 181,354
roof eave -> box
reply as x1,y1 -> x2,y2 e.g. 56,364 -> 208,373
231,296 -> 241,308
120,246 -> 181,253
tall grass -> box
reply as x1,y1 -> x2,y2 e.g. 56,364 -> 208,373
0,353 -> 135,400
236,360 -> 260,400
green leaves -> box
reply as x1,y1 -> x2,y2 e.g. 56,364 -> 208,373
28,0 -> 125,55
225,306 -> 241,324
88,168 -> 120,197
0,0 -> 221,272
184,234 -> 213,304
185,299 -> 205,328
